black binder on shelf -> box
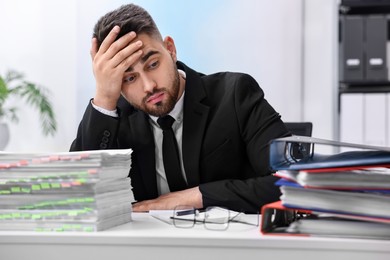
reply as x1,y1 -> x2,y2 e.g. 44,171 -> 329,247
365,15 -> 388,81
339,15 -> 364,82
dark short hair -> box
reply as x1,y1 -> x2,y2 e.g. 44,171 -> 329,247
93,4 -> 162,49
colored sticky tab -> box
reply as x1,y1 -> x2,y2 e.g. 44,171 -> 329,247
32,184 -> 41,191
40,183 -> 50,189
0,163 -> 11,169
77,178 -> 87,183
21,187 -> 31,193
71,181 -> 81,186
49,155 -> 60,161
51,183 -> 61,189
67,199 -> 77,203
32,214 -> 42,220
88,169 -> 98,174
61,183 -> 71,188
68,211 -> 78,216
18,160 -> 29,166
11,187 -> 21,193
62,224 -> 72,230
12,213 -> 21,219
83,227 -> 94,232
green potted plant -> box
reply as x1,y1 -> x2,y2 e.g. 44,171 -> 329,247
0,70 -> 57,149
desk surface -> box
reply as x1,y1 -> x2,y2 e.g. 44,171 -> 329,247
1,213 -> 390,260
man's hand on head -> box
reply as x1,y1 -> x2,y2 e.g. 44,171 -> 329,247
91,26 -> 143,110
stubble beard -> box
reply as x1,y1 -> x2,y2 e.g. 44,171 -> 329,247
135,67 -> 181,117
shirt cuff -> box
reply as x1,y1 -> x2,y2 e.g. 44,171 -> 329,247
91,100 -> 118,117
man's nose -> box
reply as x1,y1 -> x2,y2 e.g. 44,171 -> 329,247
142,76 -> 157,93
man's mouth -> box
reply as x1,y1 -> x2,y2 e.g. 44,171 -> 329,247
146,92 -> 165,105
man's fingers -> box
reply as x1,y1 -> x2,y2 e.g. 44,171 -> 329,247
98,25 -> 121,54
112,41 -> 143,69
104,31 -> 138,62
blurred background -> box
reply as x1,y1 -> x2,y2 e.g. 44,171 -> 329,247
0,0 -> 338,152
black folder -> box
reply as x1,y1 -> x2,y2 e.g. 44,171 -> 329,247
269,136 -> 390,171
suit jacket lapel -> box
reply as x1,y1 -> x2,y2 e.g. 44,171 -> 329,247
180,62 -> 210,187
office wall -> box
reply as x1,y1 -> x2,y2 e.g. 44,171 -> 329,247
303,0 -> 338,141
0,0 -> 337,152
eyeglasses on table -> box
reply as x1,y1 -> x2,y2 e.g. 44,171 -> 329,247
170,205 -> 259,231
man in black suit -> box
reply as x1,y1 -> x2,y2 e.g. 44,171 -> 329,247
71,3 -> 290,213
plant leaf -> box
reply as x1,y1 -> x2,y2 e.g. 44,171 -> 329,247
0,70 -> 57,136
19,81 -> 57,136
0,75 -> 8,103
5,70 -> 24,84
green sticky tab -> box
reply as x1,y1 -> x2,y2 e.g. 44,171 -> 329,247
32,184 -> 41,191
12,213 -> 21,219
62,224 -> 72,230
85,198 -> 95,202
77,178 -> 87,183
32,214 -> 42,219
40,183 -> 50,189
80,171 -> 89,177
0,190 -> 11,195
20,205 -> 34,210
68,211 -> 78,216
83,227 -> 94,232
58,200 -> 67,205
21,187 -> 31,193
76,198 -> 85,203
51,183 -> 61,188
11,187 -> 21,193
21,213 -> 32,219
73,225 -> 82,230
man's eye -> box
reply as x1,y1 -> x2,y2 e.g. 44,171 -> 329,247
148,61 -> 159,70
124,75 -> 136,83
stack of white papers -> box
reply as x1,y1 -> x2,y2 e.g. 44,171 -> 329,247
0,149 -> 134,232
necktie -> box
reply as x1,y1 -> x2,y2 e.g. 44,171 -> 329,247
157,115 -> 187,191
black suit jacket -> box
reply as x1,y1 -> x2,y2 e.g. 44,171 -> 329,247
71,61 -> 290,213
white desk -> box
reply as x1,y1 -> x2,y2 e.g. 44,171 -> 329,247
1,213 -> 389,260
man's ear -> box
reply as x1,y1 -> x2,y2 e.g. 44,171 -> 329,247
164,36 -> 177,61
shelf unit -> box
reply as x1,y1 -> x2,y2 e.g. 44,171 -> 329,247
338,0 -> 390,147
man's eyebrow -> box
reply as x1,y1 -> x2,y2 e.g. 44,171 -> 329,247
126,50 -> 159,72
141,50 -> 159,63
